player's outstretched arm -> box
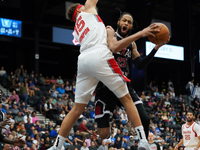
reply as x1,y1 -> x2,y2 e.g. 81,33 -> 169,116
107,24 -> 160,53
84,0 -> 98,14
132,36 -> 169,70
175,139 -> 183,150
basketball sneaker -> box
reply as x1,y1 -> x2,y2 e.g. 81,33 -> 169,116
138,139 -> 151,150
47,146 -> 57,150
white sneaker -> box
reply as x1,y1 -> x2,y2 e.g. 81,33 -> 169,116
47,146 -> 57,150
138,139 -> 151,150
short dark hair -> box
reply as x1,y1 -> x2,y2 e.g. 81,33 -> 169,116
118,12 -> 133,22
67,3 -> 80,22
187,110 -> 194,116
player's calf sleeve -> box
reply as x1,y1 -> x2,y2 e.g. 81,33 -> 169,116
135,125 -> 147,141
54,135 -> 66,150
136,104 -> 150,139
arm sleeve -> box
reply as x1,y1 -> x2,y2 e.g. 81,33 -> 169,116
133,48 -> 157,70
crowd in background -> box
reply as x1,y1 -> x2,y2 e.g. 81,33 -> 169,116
0,65 -> 200,150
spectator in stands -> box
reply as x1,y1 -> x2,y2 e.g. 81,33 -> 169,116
44,98 -> 55,120
161,81 -> 167,92
82,108 -> 90,118
168,79 -> 174,92
25,82 -> 35,97
19,82 -> 28,109
32,111 -> 39,124
154,88 -> 160,97
127,135 -> 134,149
34,120 -> 43,132
25,117 -> 34,135
85,134 -> 94,147
123,130 -> 129,142
121,110 -> 128,124
78,120 -> 91,137
0,66 -> 7,86
10,90 -> 19,104
89,141 -> 97,150
48,122 -> 53,132
181,112 -> 186,123
26,135 -> 33,148
177,97 -> 185,111
15,111 -> 25,125
140,91 -> 147,101
40,141 -> 50,150
23,70 -> 29,82
50,126 -> 58,138
59,110 -> 66,121
57,97 -> 64,110
169,89 -> 175,98
39,74 -> 46,85
62,94 -> 69,107
41,129 -> 50,142
45,76 -> 51,86
195,117 -> 200,125
187,79 -> 194,92
56,83 -> 65,97
32,134 -> 40,149
89,107 -> 95,120
65,101 -> 73,114
11,104 -> 20,117
148,133 -> 160,150
74,130 -> 83,145
121,137 -> 128,149
31,143 -> 37,150
98,140 -> 108,150
50,76 -> 57,85
113,136 -> 121,149
24,110 -> 32,123
81,142 -> 89,150
15,65 -> 25,83
192,95 -> 199,109
147,97 -> 154,110
49,85 -> 58,98
56,76 -> 64,85
29,80 -> 40,91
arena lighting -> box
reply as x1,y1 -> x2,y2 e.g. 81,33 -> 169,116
145,41 -> 184,61
0,17 -> 22,37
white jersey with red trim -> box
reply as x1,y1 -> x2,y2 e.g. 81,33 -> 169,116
74,12 -> 108,53
182,121 -> 200,147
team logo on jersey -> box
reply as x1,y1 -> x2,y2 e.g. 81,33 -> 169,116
120,48 -> 131,57
183,131 -> 191,134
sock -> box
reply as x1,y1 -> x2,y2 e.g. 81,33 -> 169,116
135,125 -> 147,141
54,135 -> 66,150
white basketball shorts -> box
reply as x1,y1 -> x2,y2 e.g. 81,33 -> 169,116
75,46 -> 130,104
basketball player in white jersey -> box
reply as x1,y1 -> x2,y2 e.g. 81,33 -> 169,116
175,111 -> 200,150
48,1 -> 160,150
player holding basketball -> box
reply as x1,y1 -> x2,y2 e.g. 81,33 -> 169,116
48,1 -> 160,150
175,111 -> 200,150
95,12 -> 170,139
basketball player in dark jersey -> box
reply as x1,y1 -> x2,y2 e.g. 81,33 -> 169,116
95,12 -> 170,139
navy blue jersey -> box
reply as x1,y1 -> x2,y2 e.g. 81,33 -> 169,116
113,32 -> 133,79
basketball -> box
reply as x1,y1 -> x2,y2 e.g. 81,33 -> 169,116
148,23 -> 169,45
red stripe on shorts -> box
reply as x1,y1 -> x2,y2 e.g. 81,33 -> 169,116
95,106 -> 101,115
108,58 -> 131,82
96,15 -> 104,24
